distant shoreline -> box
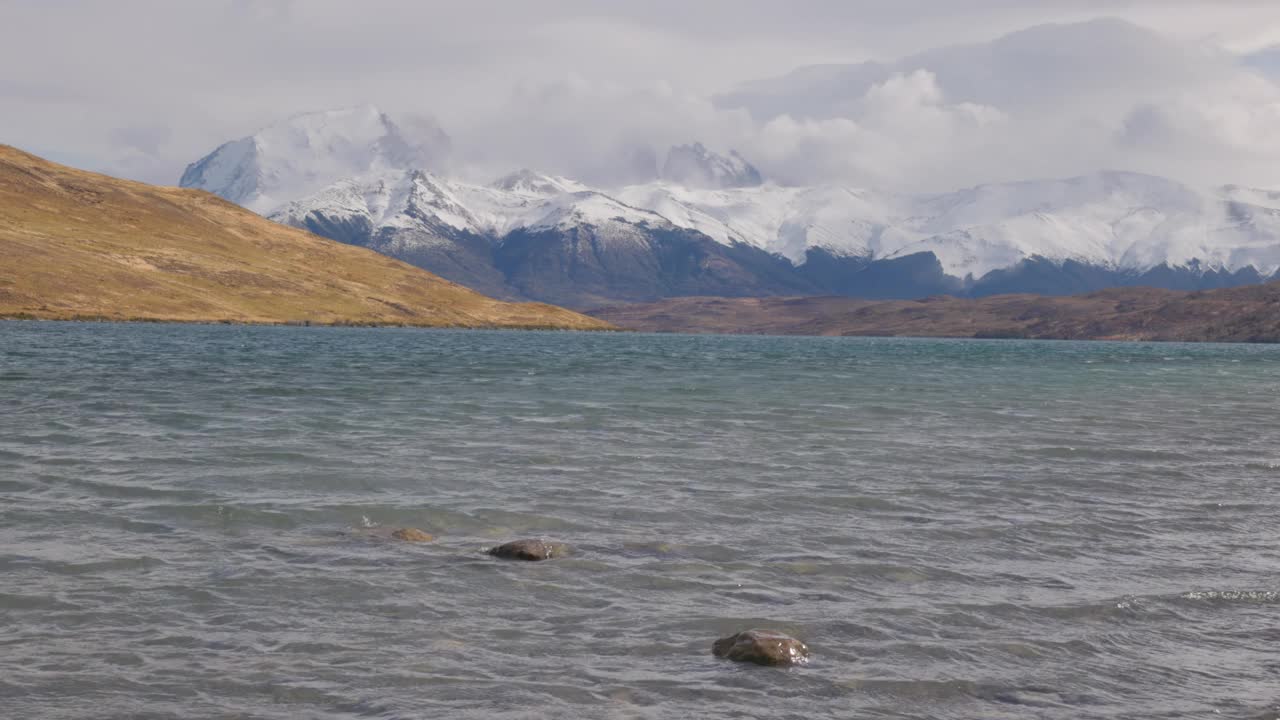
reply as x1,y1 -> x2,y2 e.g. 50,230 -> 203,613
588,286 -> 1280,345
0,313 -> 618,332
6,313 -> 1276,345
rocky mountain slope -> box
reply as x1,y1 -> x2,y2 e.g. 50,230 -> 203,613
0,145 -> 610,329
590,284 -> 1280,343
182,108 -> 1280,309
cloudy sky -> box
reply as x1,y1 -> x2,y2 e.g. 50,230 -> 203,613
6,0 -> 1280,191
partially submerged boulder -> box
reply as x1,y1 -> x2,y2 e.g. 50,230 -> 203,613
486,539 -> 569,561
390,528 -> 434,543
712,629 -> 810,666
347,526 -> 435,543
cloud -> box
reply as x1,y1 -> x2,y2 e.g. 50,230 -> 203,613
1113,72 -> 1280,185
109,125 -> 173,157
740,71 -> 1006,188
6,2 -> 1280,191
703,18 -> 1280,190
451,77 -> 757,186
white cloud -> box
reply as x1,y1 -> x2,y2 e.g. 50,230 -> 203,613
1112,73 -> 1280,185
741,71 -> 1006,189
452,77 -> 757,186
6,2 -> 1280,192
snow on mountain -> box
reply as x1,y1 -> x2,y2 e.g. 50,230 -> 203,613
270,161 -> 1280,281
888,173 -> 1280,277
613,182 -> 896,262
180,106 -> 451,214
661,143 -> 763,189
182,105 -> 1280,290
272,167 -> 667,246
616,172 -> 1280,278
490,168 -> 588,196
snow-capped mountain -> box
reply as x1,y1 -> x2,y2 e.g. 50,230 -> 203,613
268,166 -> 768,305
271,167 -> 665,242
180,105 -> 450,214
661,143 -> 763,189
183,108 -> 1280,308
616,171 -> 1280,280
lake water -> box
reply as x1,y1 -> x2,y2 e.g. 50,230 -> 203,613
2,322 -> 1279,719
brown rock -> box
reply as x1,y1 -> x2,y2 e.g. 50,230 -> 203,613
486,539 -> 569,561
390,528 -> 434,542
712,629 -> 810,666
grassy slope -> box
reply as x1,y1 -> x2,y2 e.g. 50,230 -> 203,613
0,145 -> 611,330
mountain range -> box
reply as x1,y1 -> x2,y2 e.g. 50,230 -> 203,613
181,106 -> 1280,309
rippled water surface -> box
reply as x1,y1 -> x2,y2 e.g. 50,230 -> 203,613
3,322 -> 1280,719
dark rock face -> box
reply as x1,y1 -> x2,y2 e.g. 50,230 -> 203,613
295,209 -> 375,249
486,539 -> 569,561
969,257 -> 1269,297
496,224 -> 817,309
368,226 -> 514,301
281,206 -> 1276,309
291,206 -> 514,301
712,629 -> 811,666
799,249 -> 965,300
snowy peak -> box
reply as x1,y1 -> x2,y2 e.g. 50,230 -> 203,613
272,168 -> 668,245
180,105 -> 451,214
179,137 -> 260,209
661,143 -> 763,189
490,168 -> 587,196
527,191 -> 671,232
270,168 -> 481,238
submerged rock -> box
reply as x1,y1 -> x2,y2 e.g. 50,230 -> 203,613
390,528 -> 434,542
486,539 -> 569,561
712,629 -> 810,666
346,526 -> 434,543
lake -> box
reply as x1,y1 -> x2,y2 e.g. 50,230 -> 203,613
2,322 -> 1278,718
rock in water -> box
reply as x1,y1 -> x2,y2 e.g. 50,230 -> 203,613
486,539 -> 569,561
390,528 -> 434,542
712,629 -> 810,666
344,526 -> 435,543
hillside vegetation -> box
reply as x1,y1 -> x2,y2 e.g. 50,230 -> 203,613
0,146 -> 611,330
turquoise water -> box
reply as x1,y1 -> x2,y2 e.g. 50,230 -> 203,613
2,322 -> 1279,719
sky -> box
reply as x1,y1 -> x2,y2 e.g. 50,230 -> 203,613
6,0 -> 1280,191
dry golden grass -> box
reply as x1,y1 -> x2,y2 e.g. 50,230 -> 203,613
0,145 -> 612,330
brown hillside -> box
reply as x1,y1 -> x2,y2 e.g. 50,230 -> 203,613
0,145 -> 611,330
591,285 -> 1280,342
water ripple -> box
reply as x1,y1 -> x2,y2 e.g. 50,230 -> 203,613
1,322 -> 1278,718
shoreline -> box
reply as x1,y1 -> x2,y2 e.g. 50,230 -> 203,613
7,314 -> 1278,345
0,312 -> 622,332
587,288 -> 1280,345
